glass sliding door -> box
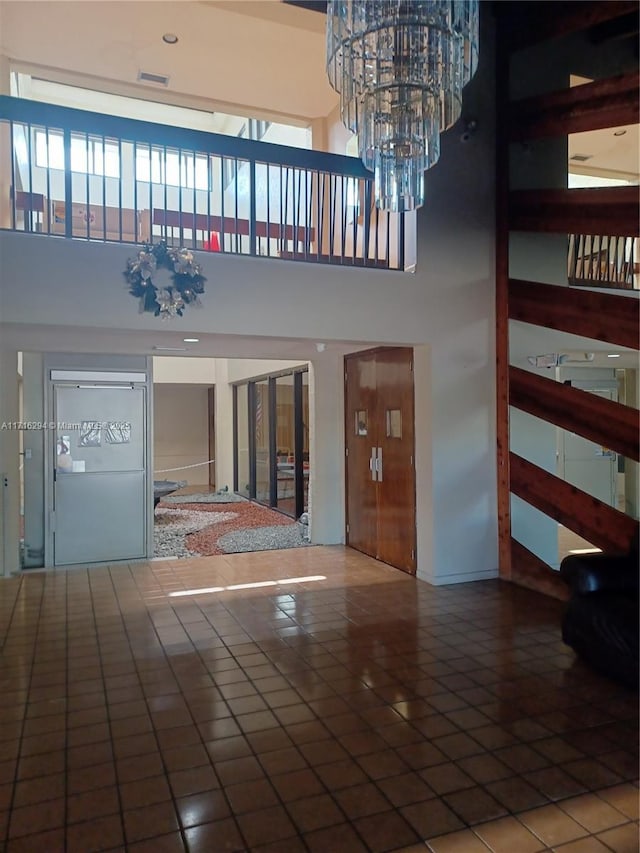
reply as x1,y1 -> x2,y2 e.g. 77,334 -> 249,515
235,384 -> 250,497
301,370 -> 310,514
276,374 -> 296,515
254,379 -> 271,504
233,368 -> 310,518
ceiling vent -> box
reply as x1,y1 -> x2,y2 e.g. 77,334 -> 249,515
152,346 -> 187,352
137,70 -> 170,86
570,153 -> 593,162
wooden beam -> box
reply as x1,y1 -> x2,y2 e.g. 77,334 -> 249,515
496,27 -> 512,580
509,187 -> 639,237
509,71 -> 640,141
510,452 -> 639,554
501,2 -> 638,51
510,539 -> 570,601
510,366 -> 640,462
509,279 -> 640,351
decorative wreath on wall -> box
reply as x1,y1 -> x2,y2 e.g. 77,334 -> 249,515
124,241 -> 206,320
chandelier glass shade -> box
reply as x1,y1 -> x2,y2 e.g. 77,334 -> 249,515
326,1 -> 479,212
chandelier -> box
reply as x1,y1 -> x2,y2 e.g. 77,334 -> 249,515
326,1 -> 479,212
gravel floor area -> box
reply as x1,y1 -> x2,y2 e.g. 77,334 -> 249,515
154,499 -> 309,558
217,524 -> 311,553
163,492 -> 247,505
153,507 -> 238,558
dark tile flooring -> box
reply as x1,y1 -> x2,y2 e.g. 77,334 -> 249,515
0,546 -> 637,852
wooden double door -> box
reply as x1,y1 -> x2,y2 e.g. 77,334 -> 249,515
345,347 -> 416,574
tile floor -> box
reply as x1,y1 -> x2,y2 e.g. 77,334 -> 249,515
0,546 -> 637,853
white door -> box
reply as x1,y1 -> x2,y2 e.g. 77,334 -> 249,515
53,384 -> 147,565
561,389 -> 617,508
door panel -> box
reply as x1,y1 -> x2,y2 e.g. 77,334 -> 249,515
345,348 -> 416,574
53,384 -> 146,565
376,349 -> 416,572
55,471 -> 145,564
345,352 -> 378,558
561,389 -> 617,508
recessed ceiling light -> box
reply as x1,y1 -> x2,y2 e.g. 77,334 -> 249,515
183,338 -> 199,343
607,353 -> 621,358
613,129 -> 627,136
162,33 -> 179,44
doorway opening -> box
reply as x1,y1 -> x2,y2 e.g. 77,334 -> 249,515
152,356 -> 312,560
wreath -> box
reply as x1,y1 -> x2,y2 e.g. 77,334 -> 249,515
124,241 -> 206,319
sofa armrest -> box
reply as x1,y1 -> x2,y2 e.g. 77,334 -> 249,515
560,552 -> 638,596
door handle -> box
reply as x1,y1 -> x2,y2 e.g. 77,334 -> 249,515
369,447 -> 383,482
369,447 -> 377,482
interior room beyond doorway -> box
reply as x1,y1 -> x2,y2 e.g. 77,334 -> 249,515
152,355 -> 311,561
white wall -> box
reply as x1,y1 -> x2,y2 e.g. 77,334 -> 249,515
0,231 -> 481,347
409,16 -> 497,583
153,383 -> 210,486
307,353 -> 344,544
153,356 -> 216,384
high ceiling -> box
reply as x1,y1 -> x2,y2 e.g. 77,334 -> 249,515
2,1 -> 636,176
0,0 -> 338,122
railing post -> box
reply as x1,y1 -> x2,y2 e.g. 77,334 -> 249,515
399,210 -> 405,271
363,180 -> 372,263
249,160 -> 257,256
63,127 -> 72,239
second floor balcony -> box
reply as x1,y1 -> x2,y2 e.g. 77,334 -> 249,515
0,96 -> 415,272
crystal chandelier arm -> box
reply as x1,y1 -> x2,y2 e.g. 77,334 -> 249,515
326,0 -> 480,212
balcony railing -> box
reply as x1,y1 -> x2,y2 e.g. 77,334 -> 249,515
0,96 -> 412,271
568,233 -> 638,290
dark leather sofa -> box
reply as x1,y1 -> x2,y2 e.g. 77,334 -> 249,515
560,531 -> 639,689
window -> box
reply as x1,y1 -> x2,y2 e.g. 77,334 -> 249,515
237,120 -> 271,142
34,130 -> 120,178
135,147 -> 210,191
223,156 -> 239,190
249,119 -> 271,141
355,410 -> 368,436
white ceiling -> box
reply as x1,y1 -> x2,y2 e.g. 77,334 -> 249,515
0,323 -> 376,362
0,0 -> 338,122
569,125 -> 640,181
568,75 -> 639,181
510,320 -> 640,370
